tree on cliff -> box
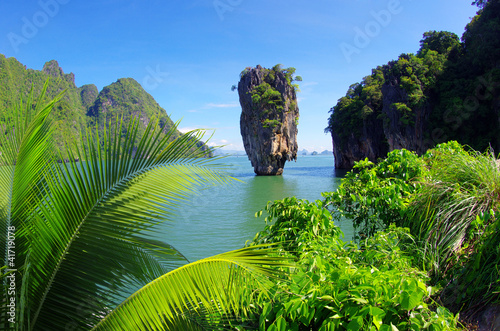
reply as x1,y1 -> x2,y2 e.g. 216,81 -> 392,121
417,31 -> 460,56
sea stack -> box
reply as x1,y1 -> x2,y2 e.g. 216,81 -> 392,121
238,65 -> 300,175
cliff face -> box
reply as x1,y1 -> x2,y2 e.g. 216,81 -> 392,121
0,54 -> 207,158
330,60 -> 433,169
327,2 -> 500,169
238,65 -> 299,175
331,114 -> 387,169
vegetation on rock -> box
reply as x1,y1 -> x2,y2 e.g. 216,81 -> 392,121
0,55 -> 208,160
238,64 -> 301,175
326,0 -> 500,168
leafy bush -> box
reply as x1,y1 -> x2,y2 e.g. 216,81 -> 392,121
323,149 -> 426,239
245,196 -> 460,330
320,141 -> 500,325
251,196 -> 341,255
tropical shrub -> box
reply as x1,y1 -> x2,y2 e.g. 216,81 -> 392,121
321,141 -> 500,326
323,149 -> 426,239
245,198 -> 461,330
250,196 -> 341,255
403,142 -> 500,319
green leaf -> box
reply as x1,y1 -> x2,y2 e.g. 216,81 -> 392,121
276,316 -> 287,331
400,290 -> 421,311
93,245 -> 291,330
347,316 -> 364,330
370,306 -> 386,330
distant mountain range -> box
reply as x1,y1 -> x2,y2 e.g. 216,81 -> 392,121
0,54 -> 207,159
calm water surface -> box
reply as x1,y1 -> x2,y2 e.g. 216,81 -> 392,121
159,155 -> 351,261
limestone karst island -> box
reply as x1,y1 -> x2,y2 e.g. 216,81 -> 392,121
237,64 -> 301,175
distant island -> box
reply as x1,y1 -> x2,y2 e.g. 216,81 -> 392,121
0,55 -> 209,159
214,149 -> 332,157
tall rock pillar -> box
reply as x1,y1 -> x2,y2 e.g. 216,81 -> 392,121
238,65 -> 300,175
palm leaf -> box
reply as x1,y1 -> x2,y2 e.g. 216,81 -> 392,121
24,113 -> 234,329
0,81 -> 64,328
92,245 -> 291,331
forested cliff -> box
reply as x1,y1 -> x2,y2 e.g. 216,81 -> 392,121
326,0 -> 500,168
0,55 -> 200,159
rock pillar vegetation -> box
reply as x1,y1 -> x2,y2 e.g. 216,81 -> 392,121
237,65 -> 301,175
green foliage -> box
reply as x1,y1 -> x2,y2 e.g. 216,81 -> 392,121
262,119 -> 281,129
404,142 -> 500,281
392,103 -> 414,125
246,196 -> 460,330
320,140 -> 500,324
451,210 -> 500,315
323,149 -> 426,239
251,82 -> 284,112
0,55 -> 88,158
417,31 -> 461,57
251,197 -> 341,254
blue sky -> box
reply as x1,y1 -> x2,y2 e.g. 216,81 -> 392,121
0,0 -> 479,152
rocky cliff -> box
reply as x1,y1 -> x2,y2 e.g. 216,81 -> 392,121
327,2 -> 500,168
0,55 -> 207,158
238,65 -> 300,175
328,56 -> 438,169
326,0 -> 500,169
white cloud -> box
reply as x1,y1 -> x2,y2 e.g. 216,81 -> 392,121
205,103 -> 239,109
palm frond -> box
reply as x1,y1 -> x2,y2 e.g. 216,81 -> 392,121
0,81 -> 64,328
92,245 -> 292,331
25,114 -> 234,329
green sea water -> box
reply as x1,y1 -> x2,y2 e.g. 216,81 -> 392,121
159,155 -> 351,262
